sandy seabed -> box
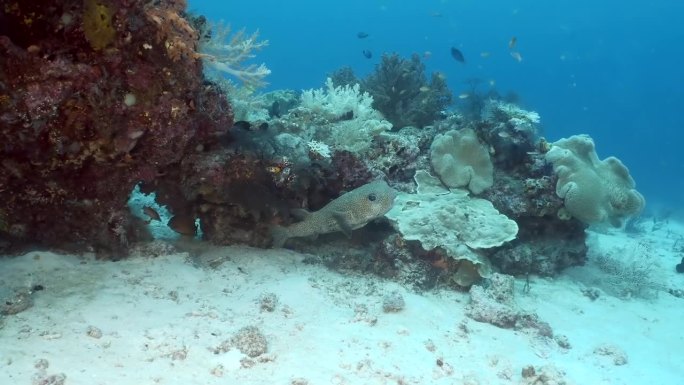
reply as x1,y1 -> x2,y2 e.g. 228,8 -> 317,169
1,223 -> 682,385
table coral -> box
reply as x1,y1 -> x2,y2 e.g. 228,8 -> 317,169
385,171 -> 518,286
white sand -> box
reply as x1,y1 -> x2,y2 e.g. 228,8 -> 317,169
1,224 -> 682,385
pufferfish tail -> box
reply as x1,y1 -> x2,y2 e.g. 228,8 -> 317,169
269,225 -> 290,249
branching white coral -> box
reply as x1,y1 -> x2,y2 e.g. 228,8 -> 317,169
306,140 -> 332,158
301,78 -> 377,120
200,23 -> 271,89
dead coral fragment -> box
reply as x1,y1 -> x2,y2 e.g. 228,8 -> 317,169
82,0 -> 116,50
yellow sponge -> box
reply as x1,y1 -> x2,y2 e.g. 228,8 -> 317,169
83,0 -> 116,50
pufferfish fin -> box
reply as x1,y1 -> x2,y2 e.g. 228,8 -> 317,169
290,208 -> 311,220
332,211 -> 353,238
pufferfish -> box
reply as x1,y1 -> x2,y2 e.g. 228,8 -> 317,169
270,180 -> 397,248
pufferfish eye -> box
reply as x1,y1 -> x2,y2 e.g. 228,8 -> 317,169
367,193 -> 377,201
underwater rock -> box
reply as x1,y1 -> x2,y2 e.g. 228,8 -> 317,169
231,326 -> 268,358
1,288 -> 33,316
520,365 -> 571,385
478,100 -> 540,171
465,274 -> 518,328
0,0 -> 232,256
369,127 -> 433,185
466,273 -> 553,338
594,343 -> 628,366
382,291 -> 406,313
258,292 -> 279,312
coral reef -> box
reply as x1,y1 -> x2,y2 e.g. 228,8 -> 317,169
328,66 -> 360,88
478,99 -> 539,171
452,105 -> 591,277
0,0 -> 232,255
363,53 -> 452,129
294,78 -> 393,154
0,0 -> 638,300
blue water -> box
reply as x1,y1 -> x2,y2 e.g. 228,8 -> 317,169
190,0 -> 684,212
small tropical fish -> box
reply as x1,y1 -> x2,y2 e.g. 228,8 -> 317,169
143,206 -> 161,222
509,36 -> 517,49
233,120 -> 251,130
480,51 -> 491,58
270,180 -> 397,248
423,50 -> 432,59
168,214 -> 197,236
357,32 -> 369,39
458,93 -> 470,99
510,51 -> 523,62
362,49 -> 373,59
450,47 -> 465,63
419,86 -> 431,92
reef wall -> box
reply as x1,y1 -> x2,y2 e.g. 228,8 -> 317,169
0,0 -> 232,256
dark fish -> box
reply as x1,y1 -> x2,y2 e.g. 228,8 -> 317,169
509,36 -> 517,49
168,214 -> 197,236
362,49 -> 373,59
143,206 -> 161,222
233,120 -> 251,130
340,110 -> 354,121
268,101 -> 280,118
357,32 -> 369,39
450,47 -> 465,63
